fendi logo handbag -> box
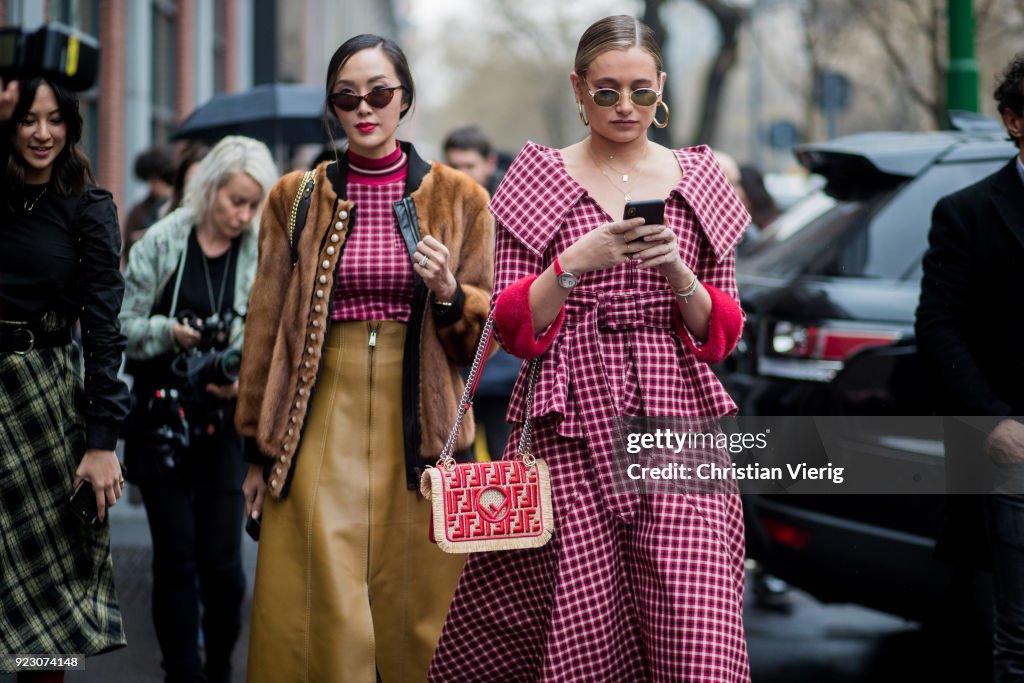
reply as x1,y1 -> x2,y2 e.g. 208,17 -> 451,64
420,316 -> 553,553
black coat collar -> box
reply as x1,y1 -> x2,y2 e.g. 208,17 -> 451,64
990,156 -> 1024,250
325,140 -> 432,198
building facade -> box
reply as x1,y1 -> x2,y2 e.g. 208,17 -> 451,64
2,0 -> 393,228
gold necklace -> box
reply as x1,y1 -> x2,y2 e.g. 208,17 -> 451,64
23,186 -> 48,212
587,142 -> 648,202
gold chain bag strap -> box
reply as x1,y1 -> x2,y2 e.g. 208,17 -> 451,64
287,170 -> 316,265
420,315 -> 553,553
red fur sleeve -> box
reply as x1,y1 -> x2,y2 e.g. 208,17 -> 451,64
674,283 -> 743,364
493,275 -> 565,359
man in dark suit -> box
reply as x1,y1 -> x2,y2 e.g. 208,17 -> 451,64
916,53 -> 1024,681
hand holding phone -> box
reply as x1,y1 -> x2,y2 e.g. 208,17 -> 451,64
623,199 -> 665,227
245,515 -> 261,542
69,480 -> 102,528
68,460 -> 126,528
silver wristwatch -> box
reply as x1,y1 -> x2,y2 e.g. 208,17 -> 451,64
554,257 -> 578,289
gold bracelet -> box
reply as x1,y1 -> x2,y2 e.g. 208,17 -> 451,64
672,275 -> 700,300
431,290 -> 454,308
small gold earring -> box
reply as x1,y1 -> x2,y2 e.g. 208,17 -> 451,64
577,101 -> 590,127
653,100 -> 670,129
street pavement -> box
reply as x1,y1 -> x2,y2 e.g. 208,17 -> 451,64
2,490 -> 943,682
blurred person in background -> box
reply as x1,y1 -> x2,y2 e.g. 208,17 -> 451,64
739,164 -> 780,232
443,124 -> 521,459
308,142 -> 346,170
120,136 -> 277,683
122,144 -> 175,264
236,34 -> 493,682
714,149 -> 762,253
916,53 -> 1024,682
0,77 -> 130,683
162,142 -> 211,217
443,124 -> 505,195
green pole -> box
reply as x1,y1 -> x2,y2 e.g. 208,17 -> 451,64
947,0 -> 979,113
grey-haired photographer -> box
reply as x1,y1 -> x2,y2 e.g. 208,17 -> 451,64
118,135 -> 277,683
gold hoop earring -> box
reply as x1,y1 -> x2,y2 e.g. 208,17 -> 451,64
577,101 -> 590,127
653,100 -> 670,129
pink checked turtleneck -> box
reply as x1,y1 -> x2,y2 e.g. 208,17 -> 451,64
347,145 -> 408,185
331,143 -> 414,322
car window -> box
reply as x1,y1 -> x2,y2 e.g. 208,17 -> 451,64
856,159 -> 1008,279
739,190 -> 895,278
740,158 -> 1009,280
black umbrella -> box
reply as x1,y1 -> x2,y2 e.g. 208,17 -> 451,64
171,83 -> 341,146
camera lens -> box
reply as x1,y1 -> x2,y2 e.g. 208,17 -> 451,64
195,348 -> 241,387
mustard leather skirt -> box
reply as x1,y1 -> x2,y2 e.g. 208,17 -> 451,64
247,321 -> 465,683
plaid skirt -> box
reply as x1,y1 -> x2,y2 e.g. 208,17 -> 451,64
0,345 -> 125,668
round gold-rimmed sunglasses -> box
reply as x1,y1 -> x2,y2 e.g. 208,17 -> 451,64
586,82 -> 661,108
329,85 -> 404,112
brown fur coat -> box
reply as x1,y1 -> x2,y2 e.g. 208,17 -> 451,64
235,152 -> 493,498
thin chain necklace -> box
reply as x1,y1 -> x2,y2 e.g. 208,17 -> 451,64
199,239 -> 233,318
587,141 -> 648,202
23,185 -> 48,212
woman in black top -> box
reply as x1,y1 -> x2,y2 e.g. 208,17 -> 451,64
0,79 -> 130,683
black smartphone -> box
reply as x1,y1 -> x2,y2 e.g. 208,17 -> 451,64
69,480 -> 102,528
245,515 -> 261,542
623,199 -> 666,226
67,462 -> 126,529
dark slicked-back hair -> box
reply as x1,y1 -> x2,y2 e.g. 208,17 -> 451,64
995,52 -> 1024,147
322,34 -> 415,144
443,125 -> 492,157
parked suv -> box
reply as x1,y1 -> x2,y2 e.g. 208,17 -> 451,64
723,123 -> 1016,625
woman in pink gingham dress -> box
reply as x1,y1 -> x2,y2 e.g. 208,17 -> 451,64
430,15 -> 751,683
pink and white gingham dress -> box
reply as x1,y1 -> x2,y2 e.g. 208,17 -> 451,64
430,142 -> 752,683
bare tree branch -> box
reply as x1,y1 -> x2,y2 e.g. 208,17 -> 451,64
928,0 -> 944,112
849,0 -> 943,126
976,0 -> 998,28
689,0 -> 749,145
896,0 -> 929,31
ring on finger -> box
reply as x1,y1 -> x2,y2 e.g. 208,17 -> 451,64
418,255 -> 429,267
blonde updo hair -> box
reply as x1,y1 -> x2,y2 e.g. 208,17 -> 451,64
574,15 -> 663,77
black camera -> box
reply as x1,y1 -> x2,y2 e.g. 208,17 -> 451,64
175,346 -> 242,390
0,24 -> 100,91
141,312 -> 243,474
180,311 -> 235,352
173,311 -> 242,388
171,311 -> 242,434
143,387 -> 191,476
